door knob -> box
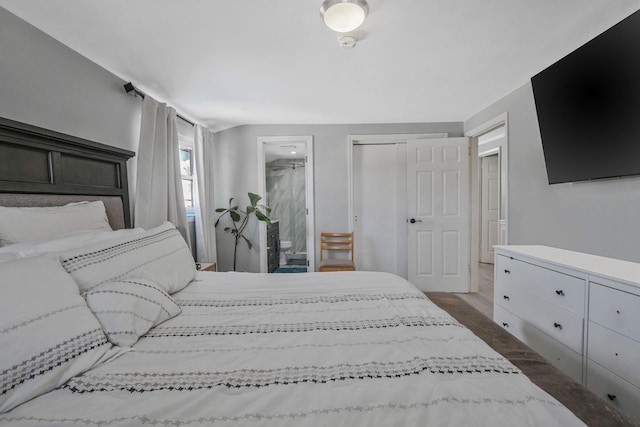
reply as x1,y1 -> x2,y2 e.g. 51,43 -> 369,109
409,218 -> 423,224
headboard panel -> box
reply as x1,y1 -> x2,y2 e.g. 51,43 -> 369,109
0,117 -> 135,228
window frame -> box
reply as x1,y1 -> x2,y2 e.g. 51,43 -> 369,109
177,118 -> 195,216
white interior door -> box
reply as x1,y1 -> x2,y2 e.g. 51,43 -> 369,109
352,143 -> 407,276
480,154 -> 500,263
407,137 -> 470,292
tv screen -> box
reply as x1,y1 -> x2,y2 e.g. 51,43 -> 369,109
531,9 -> 640,184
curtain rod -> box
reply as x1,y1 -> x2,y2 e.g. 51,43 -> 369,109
123,82 -> 196,126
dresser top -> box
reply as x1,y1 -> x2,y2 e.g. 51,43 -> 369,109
495,245 -> 640,287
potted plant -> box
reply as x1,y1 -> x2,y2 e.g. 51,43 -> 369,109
215,192 -> 272,271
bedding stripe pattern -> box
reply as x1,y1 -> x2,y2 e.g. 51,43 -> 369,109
145,315 -> 462,336
0,256 -> 115,414
85,278 -> 181,347
0,271 -> 586,426
1,329 -> 107,395
177,292 -> 429,307
65,355 -> 520,393
61,228 -> 177,273
59,222 -> 195,294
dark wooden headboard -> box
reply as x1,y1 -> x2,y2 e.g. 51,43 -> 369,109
0,117 -> 135,228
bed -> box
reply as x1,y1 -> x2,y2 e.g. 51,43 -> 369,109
0,118 -> 632,426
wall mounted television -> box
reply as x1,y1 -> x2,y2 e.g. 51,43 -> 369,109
531,9 -> 640,184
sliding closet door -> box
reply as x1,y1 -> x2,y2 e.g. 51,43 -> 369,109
352,143 -> 407,277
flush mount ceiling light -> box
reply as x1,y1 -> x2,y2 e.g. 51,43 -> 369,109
320,0 -> 369,33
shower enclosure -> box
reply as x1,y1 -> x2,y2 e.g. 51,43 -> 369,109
266,158 -> 307,267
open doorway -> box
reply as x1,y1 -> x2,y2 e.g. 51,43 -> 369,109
480,153 -> 500,264
463,113 -> 509,317
257,136 -> 315,273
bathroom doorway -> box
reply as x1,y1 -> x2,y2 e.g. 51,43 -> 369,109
257,136 -> 315,273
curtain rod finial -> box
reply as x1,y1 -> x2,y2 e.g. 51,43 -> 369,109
124,82 -> 144,98
124,82 -> 135,94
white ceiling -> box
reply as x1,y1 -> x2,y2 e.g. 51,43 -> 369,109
1,0 -> 639,131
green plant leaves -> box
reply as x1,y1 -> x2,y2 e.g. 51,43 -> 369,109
242,235 -> 253,249
215,192 -> 272,270
248,192 -> 261,207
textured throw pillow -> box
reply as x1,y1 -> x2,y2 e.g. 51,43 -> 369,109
0,255 -> 113,414
0,201 -> 112,247
60,222 -> 195,294
85,278 -> 181,347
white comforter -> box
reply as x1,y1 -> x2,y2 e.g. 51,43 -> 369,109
1,271 -> 585,426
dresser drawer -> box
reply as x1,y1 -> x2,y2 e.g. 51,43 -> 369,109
588,321 -> 640,388
495,289 -> 583,354
590,283 -> 640,342
494,305 -> 583,383
587,360 -> 640,422
496,254 -> 585,315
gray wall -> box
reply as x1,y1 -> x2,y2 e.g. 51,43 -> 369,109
465,82 -> 640,262
214,122 -> 464,272
0,8 -> 141,205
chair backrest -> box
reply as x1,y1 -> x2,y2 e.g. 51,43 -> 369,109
320,232 -> 354,262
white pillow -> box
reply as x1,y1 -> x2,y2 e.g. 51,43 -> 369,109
60,222 -> 196,294
85,278 -> 181,347
0,201 -> 112,247
0,255 -> 113,414
0,227 -> 144,259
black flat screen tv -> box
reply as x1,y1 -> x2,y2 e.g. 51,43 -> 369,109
531,9 -> 640,184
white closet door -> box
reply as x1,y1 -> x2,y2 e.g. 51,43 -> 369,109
353,143 -> 406,276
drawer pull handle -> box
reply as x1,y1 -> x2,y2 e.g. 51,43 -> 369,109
503,295 -> 510,300
607,394 -> 617,401
504,269 -> 511,274
555,290 -> 565,296
553,322 -> 563,330
502,322 -> 509,328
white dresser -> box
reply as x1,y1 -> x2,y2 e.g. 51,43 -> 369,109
493,245 -> 640,422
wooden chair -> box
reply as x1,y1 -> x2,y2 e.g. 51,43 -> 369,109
318,232 -> 356,272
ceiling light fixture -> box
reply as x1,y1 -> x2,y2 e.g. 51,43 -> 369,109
320,0 -> 369,33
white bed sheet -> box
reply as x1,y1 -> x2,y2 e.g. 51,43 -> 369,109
0,271 -> 585,426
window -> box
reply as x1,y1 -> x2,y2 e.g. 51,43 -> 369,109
177,118 -> 195,216
180,147 -> 194,213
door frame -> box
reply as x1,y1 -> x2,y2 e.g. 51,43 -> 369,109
465,113 -> 510,292
257,135 -> 315,273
